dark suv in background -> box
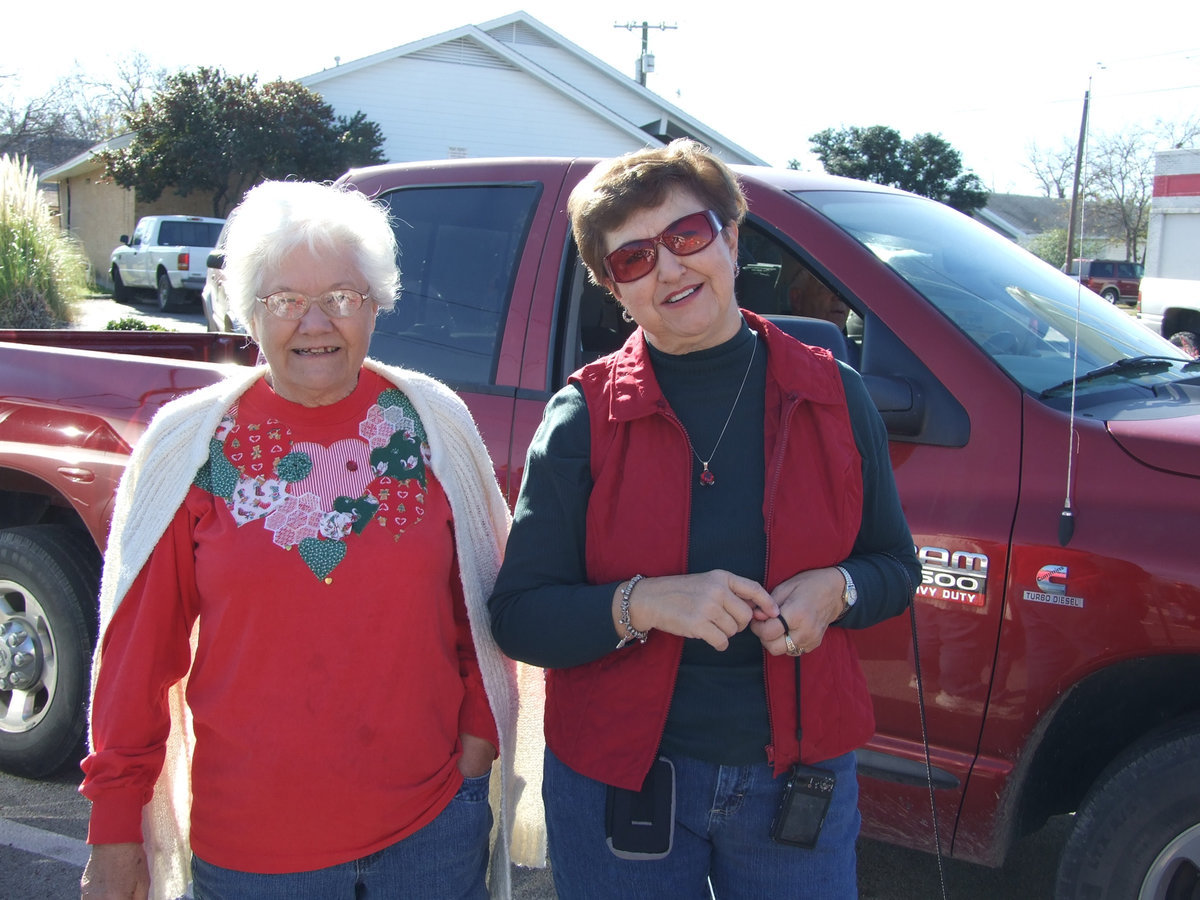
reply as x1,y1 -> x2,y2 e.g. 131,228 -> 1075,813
1066,258 -> 1144,304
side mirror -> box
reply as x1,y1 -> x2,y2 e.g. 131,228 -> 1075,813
119,235 -> 130,245
207,250 -> 225,269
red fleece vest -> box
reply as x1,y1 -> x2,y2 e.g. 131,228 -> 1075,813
547,313 -> 874,790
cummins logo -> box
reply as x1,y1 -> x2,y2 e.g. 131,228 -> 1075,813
1025,564 -> 1085,609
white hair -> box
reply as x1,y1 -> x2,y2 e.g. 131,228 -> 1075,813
222,180 -> 400,328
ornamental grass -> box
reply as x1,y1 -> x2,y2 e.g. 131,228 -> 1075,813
0,154 -> 87,328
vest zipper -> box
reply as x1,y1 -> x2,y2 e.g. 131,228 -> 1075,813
763,392 -> 802,766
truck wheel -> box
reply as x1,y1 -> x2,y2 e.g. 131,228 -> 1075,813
1101,286 -> 1120,304
156,272 -> 180,311
1055,719 -> 1200,899
111,266 -> 131,302
0,526 -> 100,778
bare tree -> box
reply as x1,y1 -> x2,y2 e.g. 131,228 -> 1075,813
2,53 -> 170,153
55,52 -> 170,140
1088,129 -> 1155,262
1156,115 -> 1200,150
0,75 -> 72,156
1025,137 -> 1080,199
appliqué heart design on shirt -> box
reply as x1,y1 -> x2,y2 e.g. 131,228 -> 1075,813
197,387 -> 431,579
298,536 -> 347,579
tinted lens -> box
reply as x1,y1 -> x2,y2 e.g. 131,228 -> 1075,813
662,211 -> 719,256
606,243 -> 658,283
604,211 -> 721,283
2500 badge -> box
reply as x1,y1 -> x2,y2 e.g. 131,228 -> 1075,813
915,546 -> 989,607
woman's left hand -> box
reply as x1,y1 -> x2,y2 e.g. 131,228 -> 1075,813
458,732 -> 497,778
749,567 -> 846,656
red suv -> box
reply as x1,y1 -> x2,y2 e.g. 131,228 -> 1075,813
1067,258 -> 1143,304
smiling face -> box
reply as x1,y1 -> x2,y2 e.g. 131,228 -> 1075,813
603,190 -> 742,355
249,243 -> 377,407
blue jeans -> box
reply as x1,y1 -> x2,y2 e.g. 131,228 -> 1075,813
543,747 -> 859,899
191,772 -> 492,899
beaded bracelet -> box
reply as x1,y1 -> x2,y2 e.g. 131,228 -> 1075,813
615,574 -> 648,649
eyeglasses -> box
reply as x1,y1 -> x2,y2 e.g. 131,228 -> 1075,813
256,289 -> 370,320
604,210 -> 724,283
603,209 -> 725,284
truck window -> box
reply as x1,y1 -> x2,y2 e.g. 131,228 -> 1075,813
156,220 -> 224,247
795,190 -> 1178,397
370,184 -> 540,386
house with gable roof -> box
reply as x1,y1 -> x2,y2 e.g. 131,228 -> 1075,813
42,10 -> 764,290
298,11 -> 765,166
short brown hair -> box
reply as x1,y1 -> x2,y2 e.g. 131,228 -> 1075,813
568,138 -> 748,286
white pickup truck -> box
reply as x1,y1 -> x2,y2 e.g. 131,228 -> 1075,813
109,215 -> 225,311
1138,276 -> 1200,346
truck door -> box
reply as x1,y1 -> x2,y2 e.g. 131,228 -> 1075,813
126,219 -> 153,287
735,181 -> 1025,858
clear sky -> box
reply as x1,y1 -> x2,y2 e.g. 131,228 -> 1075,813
5,0 -> 1198,194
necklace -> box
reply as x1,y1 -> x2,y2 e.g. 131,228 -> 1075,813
686,333 -> 757,487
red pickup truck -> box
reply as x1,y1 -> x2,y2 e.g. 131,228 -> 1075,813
2,158 -> 1197,898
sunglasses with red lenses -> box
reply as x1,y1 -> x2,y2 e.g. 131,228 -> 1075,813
603,209 -> 725,284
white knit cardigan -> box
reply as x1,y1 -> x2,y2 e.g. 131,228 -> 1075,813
89,359 -> 546,899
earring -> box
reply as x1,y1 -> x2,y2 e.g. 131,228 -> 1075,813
734,263 -> 741,279
621,306 -> 634,324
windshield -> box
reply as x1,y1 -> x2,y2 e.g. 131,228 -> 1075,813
793,190 -> 1190,397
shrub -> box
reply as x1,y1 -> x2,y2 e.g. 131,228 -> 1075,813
105,316 -> 171,331
0,154 -> 89,327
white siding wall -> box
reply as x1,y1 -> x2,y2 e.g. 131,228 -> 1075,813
311,54 -> 646,163
490,39 -> 667,130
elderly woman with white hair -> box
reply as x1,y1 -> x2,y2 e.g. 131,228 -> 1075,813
79,180 -> 520,900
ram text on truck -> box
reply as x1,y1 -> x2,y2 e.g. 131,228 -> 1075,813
109,215 -> 226,312
3,158 -> 1198,900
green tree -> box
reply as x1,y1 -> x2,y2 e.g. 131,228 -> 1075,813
805,125 -> 989,214
100,67 -> 386,217
1027,228 -> 1106,269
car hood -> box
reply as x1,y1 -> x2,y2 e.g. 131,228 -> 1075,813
1108,413 -> 1200,477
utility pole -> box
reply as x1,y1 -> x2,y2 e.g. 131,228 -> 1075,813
614,20 -> 677,87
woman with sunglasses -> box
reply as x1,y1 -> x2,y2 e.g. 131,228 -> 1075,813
80,180 -> 529,900
489,139 -> 920,898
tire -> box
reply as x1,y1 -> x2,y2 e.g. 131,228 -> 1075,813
111,265 -> 131,302
157,271 -> 179,311
0,526 -> 101,778
1101,286 -> 1120,304
1055,719 -> 1200,899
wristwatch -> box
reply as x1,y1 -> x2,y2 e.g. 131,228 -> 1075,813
834,565 -> 857,620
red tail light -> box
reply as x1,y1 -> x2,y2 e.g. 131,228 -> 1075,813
176,252 -> 190,271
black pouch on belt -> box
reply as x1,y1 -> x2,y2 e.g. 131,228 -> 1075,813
605,755 -> 676,860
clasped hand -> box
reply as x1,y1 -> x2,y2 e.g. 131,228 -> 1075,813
616,568 -> 845,654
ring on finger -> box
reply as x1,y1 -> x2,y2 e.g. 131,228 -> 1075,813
778,613 -> 802,657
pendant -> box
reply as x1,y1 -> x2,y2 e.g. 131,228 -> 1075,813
699,463 -> 715,486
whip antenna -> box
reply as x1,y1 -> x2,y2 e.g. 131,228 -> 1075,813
1059,80 -> 1092,546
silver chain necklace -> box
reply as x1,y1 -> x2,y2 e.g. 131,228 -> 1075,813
685,333 -> 757,487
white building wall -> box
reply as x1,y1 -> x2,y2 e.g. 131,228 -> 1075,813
1145,149 -> 1200,280
310,54 -> 646,163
